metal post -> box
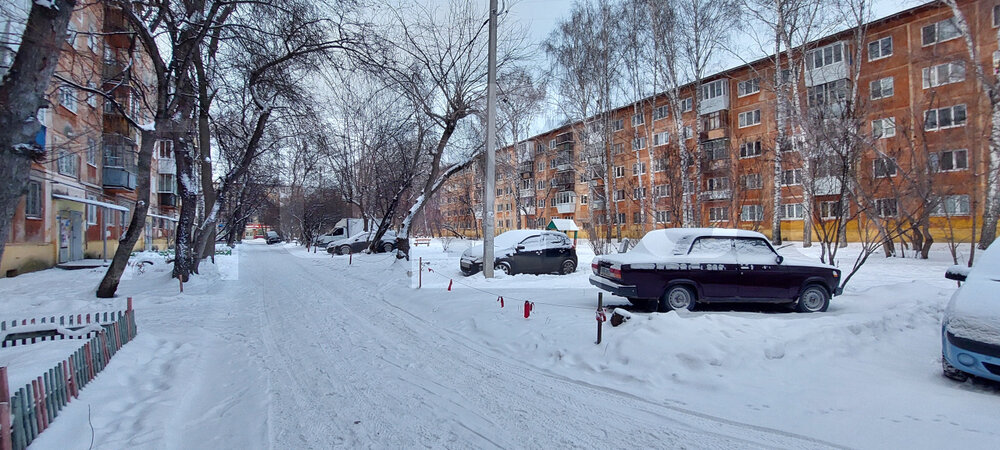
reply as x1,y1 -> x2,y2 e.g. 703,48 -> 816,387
482,0 -> 499,278
102,206 -> 108,261
418,257 -> 422,288
597,292 -> 603,344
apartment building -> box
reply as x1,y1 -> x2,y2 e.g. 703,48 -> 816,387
439,0 -> 1000,243
1,1 -> 177,277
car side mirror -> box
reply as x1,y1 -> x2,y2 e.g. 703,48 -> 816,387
945,264 -> 969,282
775,255 -> 784,264
516,245 -> 525,251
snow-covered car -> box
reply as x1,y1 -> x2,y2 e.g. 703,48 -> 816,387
941,240 -> 1000,383
327,230 -> 397,255
589,228 -> 842,312
266,231 -> 281,244
460,230 -> 577,276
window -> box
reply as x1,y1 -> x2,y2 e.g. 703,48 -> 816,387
87,26 -> 99,53
632,162 -> 646,175
921,62 -> 965,88
613,166 -> 625,178
86,194 -> 97,225
156,140 -> 174,159
702,111 -> 724,130
703,139 -> 728,160
549,159 -> 557,169
611,119 -> 624,131
740,173 -> 762,190
158,174 -> 177,193
652,158 -> 668,172
612,143 -> 624,155
922,18 -> 961,46
995,5 -> 1000,28
25,181 -> 41,218
86,138 -> 97,166
549,139 -> 556,149
780,203 -> 804,220
930,149 -> 968,172
738,109 -> 761,128
806,42 -> 844,70
681,126 -> 693,139
701,79 -> 726,100
654,184 -> 671,198
709,206 -> 729,222
868,36 -> 893,61
59,85 -> 77,113
872,118 -> 896,138
781,169 -> 802,186
86,82 -> 97,107
681,97 -> 693,112
65,24 -> 77,46
737,78 -> 760,97
741,205 -> 764,222
932,195 -> 971,216
633,212 -> 642,224
655,210 -> 671,223
739,141 -> 761,158
614,189 -> 625,201
536,180 -> 544,190
870,77 -> 894,99
706,177 -> 730,191
632,188 -> 647,199
557,191 -> 575,205
539,199 -> 546,207
875,198 -> 898,217
924,104 -> 967,130
653,131 -> 669,146
873,157 -> 897,178
57,148 -> 78,177
632,137 -> 646,150
580,195 -> 588,205
654,105 -> 669,120
631,112 -> 645,126
820,201 -> 842,219
807,79 -> 847,107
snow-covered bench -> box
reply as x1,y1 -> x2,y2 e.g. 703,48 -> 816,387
413,238 -> 432,247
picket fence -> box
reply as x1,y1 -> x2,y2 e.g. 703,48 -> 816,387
0,300 -> 137,450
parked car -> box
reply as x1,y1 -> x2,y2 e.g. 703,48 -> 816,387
460,230 -> 577,276
941,240 -> 1000,383
327,230 -> 397,255
589,228 -> 842,312
265,231 -> 281,245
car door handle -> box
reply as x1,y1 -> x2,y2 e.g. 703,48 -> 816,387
740,265 -> 751,270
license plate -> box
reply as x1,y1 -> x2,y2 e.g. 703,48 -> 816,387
461,261 -> 471,268
600,266 -> 611,277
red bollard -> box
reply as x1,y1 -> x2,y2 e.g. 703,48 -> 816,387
497,296 -> 504,308
447,279 -> 453,291
523,301 -> 533,319
418,257 -> 422,289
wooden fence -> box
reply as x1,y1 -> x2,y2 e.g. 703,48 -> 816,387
0,299 -> 137,450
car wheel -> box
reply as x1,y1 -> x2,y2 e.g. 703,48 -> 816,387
381,242 -> 394,253
560,259 -> 576,275
660,285 -> 696,312
338,245 -> 351,255
942,353 -> 970,382
795,285 -> 830,313
497,262 -> 512,275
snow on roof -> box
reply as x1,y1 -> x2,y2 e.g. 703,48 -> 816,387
52,194 -> 129,212
547,219 -> 579,231
631,228 -> 768,258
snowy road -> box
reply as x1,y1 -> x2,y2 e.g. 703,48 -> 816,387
240,243 -> 837,448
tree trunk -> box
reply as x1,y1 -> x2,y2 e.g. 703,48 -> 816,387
0,0 -> 75,264
172,131 -> 199,282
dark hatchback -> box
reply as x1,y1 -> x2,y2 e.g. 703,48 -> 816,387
590,228 -> 842,312
460,230 -> 578,276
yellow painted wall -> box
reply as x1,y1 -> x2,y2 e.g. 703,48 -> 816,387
0,243 -> 56,277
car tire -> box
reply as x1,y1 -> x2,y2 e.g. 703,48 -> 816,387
795,285 -> 830,313
381,242 -> 394,253
337,245 -> 351,255
560,259 -> 576,275
497,261 -> 512,275
942,353 -> 970,382
659,285 -> 696,312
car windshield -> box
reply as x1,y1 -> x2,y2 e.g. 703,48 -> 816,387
494,230 -> 541,249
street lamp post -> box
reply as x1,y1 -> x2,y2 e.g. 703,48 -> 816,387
482,0 -> 499,278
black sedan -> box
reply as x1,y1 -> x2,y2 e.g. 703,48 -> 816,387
590,228 -> 841,312
327,230 -> 397,255
460,230 -> 578,276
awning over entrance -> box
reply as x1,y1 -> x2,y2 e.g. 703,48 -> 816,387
52,194 -> 129,212
148,213 -> 178,222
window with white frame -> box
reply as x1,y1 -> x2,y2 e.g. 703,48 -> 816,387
653,104 -> 669,120
633,212 -> 642,224
557,191 -> 575,205
870,77 -> 894,99
86,138 -> 97,166
703,139 -> 728,160
922,18 -> 961,46
655,210 -> 671,223
57,148 -> 78,177
652,158 -> 667,172
932,195 -> 971,216
549,159 -> 557,169
702,111 -> 724,130
994,5 -> 1000,28
930,149 -> 968,172
612,143 -> 624,155
741,205 -> 764,222
631,112 -> 645,126
86,82 -> 97,107
807,79 -> 847,107
780,203 -> 804,220
701,79 -> 726,101
614,189 -> 625,201
924,104 -> 967,130
709,206 -> 729,222
536,180 -> 544,190
739,141 -> 762,158
868,36 -> 893,61
875,198 -> 898,217
632,187 -> 647,199
613,166 -> 625,178
706,177 -> 729,191
611,119 -> 624,131
806,42 -> 844,70
921,62 -> 965,88
682,126 -> 693,139
549,139 -> 556,149
580,195 -> 588,204
872,117 -> 896,138
820,201 -> 842,219
539,198 -> 546,207
740,173 -> 762,190
66,24 -> 77,46
615,213 -> 626,224
86,194 -> 97,224
26,181 -> 41,218
681,97 -> 692,112
873,157 -> 897,178
653,131 -> 669,147
738,109 -> 761,128
738,78 -> 760,97
781,169 -> 802,186
59,86 -> 77,113
632,136 -> 646,150
156,140 -> 174,159
654,184 -> 671,198
632,162 -> 646,175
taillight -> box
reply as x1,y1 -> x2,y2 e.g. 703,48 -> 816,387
609,264 -> 622,280
591,262 -> 599,275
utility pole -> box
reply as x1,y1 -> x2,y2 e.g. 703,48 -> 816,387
482,0 -> 498,278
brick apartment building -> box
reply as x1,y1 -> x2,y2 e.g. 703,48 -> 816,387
1,1 -> 178,277
439,0 -> 1000,243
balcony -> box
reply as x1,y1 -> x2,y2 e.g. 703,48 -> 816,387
551,174 -> 575,190
699,111 -> 730,141
590,200 -> 606,210
103,167 -> 137,190
101,61 -> 132,84
519,188 -> 534,198
522,206 -> 536,215
813,176 -> 842,196
700,190 -> 732,201
555,157 -> 574,172
701,157 -> 731,172
157,158 -> 176,175
102,6 -> 132,47
556,203 -> 576,214
518,161 -> 534,175
103,133 -> 137,191
804,42 -> 849,88
158,193 -> 177,207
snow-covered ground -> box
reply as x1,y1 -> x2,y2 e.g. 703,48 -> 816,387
0,238 -> 997,449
